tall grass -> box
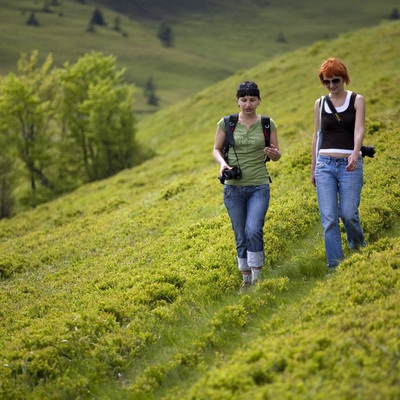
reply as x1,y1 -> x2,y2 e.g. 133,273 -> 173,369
0,20 -> 399,399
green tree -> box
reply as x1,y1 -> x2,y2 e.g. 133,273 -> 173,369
0,52 -> 59,201
0,133 -> 15,219
58,52 -> 137,182
79,81 -> 136,179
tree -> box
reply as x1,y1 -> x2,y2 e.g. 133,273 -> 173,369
58,52 -> 137,182
26,11 -> 40,26
0,132 -> 15,219
276,31 -> 287,43
113,16 -> 121,31
0,51 -> 143,212
0,52 -> 58,199
158,22 -> 173,47
80,83 -> 136,179
389,8 -> 399,19
113,16 -> 128,37
91,8 -> 106,26
144,76 -> 159,106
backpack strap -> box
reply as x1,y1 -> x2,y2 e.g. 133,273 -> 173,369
223,114 -> 271,163
222,113 -> 239,162
224,113 -> 238,145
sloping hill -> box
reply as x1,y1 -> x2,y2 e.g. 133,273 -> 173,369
0,20 -> 399,399
1,0 -> 398,112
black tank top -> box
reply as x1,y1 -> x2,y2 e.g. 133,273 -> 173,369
320,91 -> 357,151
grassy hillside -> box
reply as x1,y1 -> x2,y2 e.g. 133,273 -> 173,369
0,0 -> 397,113
0,20 -> 399,399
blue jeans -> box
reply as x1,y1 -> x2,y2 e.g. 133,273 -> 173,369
315,155 -> 365,268
224,184 -> 270,271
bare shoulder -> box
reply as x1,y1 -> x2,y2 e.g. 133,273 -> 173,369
354,93 -> 365,107
314,97 -> 322,111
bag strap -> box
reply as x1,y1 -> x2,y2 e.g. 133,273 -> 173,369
316,96 -> 325,153
324,95 -> 343,125
324,92 -> 357,128
323,93 -> 373,158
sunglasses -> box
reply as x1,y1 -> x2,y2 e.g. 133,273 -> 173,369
238,82 -> 258,91
322,78 -> 341,86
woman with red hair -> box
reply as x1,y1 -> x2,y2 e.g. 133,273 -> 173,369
311,58 -> 366,272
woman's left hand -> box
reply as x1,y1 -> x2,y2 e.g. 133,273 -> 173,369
264,144 -> 281,161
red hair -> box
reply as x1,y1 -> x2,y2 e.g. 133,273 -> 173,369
318,57 -> 351,84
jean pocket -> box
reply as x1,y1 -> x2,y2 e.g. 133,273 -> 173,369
316,162 -> 325,169
223,185 -> 233,197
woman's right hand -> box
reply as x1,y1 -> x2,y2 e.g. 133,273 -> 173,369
220,163 -> 231,176
310,169 -> 316,187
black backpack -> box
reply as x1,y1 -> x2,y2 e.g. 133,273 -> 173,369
222,113 -> 271,163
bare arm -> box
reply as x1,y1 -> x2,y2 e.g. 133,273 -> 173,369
346,94 -> 365,171
263,123 -> 281,162
212,125 -> 231,176
311,98 -> 320,186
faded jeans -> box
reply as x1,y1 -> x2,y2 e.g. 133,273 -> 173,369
224,184 -> 270,271
315,155 -> 365,268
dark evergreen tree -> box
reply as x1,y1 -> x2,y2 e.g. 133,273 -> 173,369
113,16 -> 121,31
158,22 -> 173,47
144,77 -> 159,106
42,0 -> 51,12
91,8 -> 106,26
26,11 -> 40,26
276,31 -> 287,43
389,8 -> 399,20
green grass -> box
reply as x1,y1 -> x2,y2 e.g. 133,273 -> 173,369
0,19 -> 400,400
0,18 -> 399,400
0,0 -> 397,112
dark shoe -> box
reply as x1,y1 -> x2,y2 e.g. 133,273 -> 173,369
238,280 -> 252,294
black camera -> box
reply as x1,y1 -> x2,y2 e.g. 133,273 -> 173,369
218,166 -> 242,184
361,145 -> 376,158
